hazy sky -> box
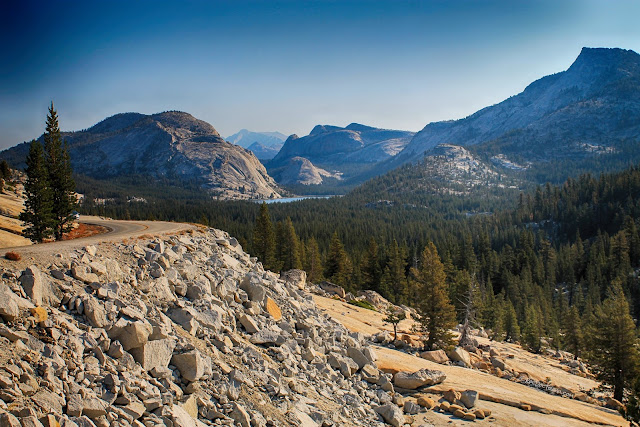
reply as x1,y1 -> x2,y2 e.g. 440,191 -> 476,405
1,0 -> 639,149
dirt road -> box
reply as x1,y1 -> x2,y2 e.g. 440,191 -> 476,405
0,216 -> 195,268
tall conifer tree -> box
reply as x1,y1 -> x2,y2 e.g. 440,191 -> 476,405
252,202 -> 276,270
412,242 -> 456,350
325,232 -> 352,289
587,283 -> 639,401
44,102 -> 76,240
20,140 -> 53,242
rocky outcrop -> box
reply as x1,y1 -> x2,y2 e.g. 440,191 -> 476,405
273,156 -> 342,186
269,123 -> 414,185
1,112 -> 283,200
0,227 -> 414,426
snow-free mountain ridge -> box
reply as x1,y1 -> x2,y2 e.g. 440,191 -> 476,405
393,47 -> 640,168
0,112 -> 283,200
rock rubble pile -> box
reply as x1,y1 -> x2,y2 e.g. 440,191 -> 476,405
0,228 -> 445,426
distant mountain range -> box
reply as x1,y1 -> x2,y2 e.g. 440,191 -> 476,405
387,47 -> 640,183
267,123 -> 415,186
0,112 -> 283,200
225,129 -> 287,148
2,47 -> 638,199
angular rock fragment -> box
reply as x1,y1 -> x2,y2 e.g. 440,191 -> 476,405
393,368 -> 446,390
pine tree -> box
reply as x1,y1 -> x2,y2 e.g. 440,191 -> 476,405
324,232 -> 352,290
412,242 -> 457,350
522,303 -> 545,353
380,240 -> 408,305
587,283 -> 639,401
44,102 -> 76,240
279,217 -> 302,271
304,237 -> 324,283
361,238 -> 382,293
563,305 -> 583,359
252,202 -> 276,270
383,308 -> 406,342
20,140 -> 53,242
504,299 -> 521,342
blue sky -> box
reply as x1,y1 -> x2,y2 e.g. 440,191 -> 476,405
1,0 -> 639,149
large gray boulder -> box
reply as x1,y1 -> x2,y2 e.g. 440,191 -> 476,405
83,297 -> 108,328
0,285 -> 22,321
448,347 -> 471,367
393,368 -> 446,390
19,265 -> 59,306
110,320 -> 152,351
130,338 -> 176,371
280,269 -> 307,290
239,275 -> 266,302
171,349 -> 210,382
374,404 -> 405,427
318,281 -> 345,298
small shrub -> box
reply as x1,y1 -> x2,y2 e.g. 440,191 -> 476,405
5,251 -> 21,261
349,299 -> 377,311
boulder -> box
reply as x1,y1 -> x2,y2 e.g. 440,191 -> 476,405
280,269 -> 307,290
171,350 -> 209,382
361,364 -> 381,383
420,350 -> 449,364
443,389 -> 461,404
83,297 -> 108,328
417,396 -> 436,409
265,297 -> 282,321
112,320 -> 152,351
249,330 -> 282,346
31,389 -> 65,414
0,412 -> 21,427
374,404 -> 405,427
490,356 -> 507,371
129,338 -> 176,371
83,397 -> 108,418
89,261 -> 107,277
239,274 -> 267,303
72,265 -> 99,284
19,265 -> 47,306
29,306 -> 47,323
186,279 -> 211,300
448,347 -> 471,367
460,390 -> 478,409
347,346 -> 370,369
404,401 -> 421,414
239,314 -> 259,333
318,281 -> 345,298
0,285 -> 21,321
229,402 -> 251,427
168,307 -> 200,335
393,368 -> 446,390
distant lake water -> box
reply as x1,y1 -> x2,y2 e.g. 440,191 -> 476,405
256,195 -> 335,204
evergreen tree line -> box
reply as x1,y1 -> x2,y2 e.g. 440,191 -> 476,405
20,103 -> 77,242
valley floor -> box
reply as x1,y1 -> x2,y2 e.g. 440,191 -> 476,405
314,295 -> 626,427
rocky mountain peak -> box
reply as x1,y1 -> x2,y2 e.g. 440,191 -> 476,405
151,111 -> 220,137
309,125 -> 342,136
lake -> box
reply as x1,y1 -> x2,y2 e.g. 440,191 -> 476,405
256,195 -> 335,204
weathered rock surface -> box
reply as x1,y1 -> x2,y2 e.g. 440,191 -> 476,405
393,368 -> 446,390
